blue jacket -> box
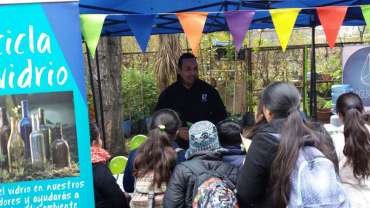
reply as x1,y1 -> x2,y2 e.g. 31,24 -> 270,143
221,145 -> 246,168
123,143 -> 186,193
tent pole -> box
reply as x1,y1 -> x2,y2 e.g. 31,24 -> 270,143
303,47 -> 309,116
95,49 -> 107,149
246,48 -> 253,112
310,23 -> 317,120
85,42 -> 99,126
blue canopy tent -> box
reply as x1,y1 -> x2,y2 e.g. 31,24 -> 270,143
79,0 -> 370,130
80,0 -> 369,35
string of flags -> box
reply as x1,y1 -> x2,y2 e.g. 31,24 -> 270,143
80,5 -> 370,58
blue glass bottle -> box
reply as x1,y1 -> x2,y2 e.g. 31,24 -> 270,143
18,100 -> 32,162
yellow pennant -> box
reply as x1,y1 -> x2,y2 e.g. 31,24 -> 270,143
270,8 -> 301,51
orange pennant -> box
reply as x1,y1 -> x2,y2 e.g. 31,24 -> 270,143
176,12 -> 208,56
317,6 -> 347,48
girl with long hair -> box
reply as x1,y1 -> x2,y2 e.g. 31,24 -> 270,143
123,109 -> 185,193
237,82 -> 344,207
130,126 -> 177,208
333,92 -> 370,206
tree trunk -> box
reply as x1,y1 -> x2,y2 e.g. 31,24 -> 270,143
84,37 -> 125,155
154,34 -> 182,92
235,70 -> 246,115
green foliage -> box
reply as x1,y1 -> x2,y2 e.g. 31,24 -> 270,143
317,84 -> 331,98
316,49 -> 341,74
121,68 -> 159,121
246,74 -> 258,112
316,48 -> 342,98
324,100 -> 333,109
332,68 -> 342,82
317,96 -> 332,110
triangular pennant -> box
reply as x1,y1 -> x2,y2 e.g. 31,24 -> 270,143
126,14 -> 156,52
225,11 -> 255,52
361,5 -> 370,32
176,12 -> 208,56
80,14 -> 107,58
317,6 -> 348,48
269,8 -> 301,51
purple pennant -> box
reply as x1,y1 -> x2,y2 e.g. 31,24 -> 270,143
224,11 -> 255,51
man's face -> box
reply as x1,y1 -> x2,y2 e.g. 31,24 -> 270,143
178,58 -> 198,87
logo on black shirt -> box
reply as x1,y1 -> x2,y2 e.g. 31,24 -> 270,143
201,94 -> 208,103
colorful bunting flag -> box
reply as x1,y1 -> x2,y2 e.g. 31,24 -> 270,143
361,5 -> 370,32
270,8 -> 301,51
317,6 -> 348,48
224,11 -> 255,52
126,14 -> 156,52
80,14 -> 107,57
176,12 -> 208,56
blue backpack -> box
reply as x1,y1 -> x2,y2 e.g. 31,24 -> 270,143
269,133 -> 350,207
288,146 -> 350,207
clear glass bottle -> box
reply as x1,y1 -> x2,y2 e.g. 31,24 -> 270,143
0,107 -> 10,170
38,108 -> 50,161
7,117 -> 25,174
51,124 -> 71,169
30,114 -> 46,168
18,100 -> 32,162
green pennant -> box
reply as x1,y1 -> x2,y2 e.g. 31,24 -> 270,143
361,5 -> 370,32
80,14 -> 107,58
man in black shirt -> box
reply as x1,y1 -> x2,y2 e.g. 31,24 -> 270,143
155,53 -> 227,143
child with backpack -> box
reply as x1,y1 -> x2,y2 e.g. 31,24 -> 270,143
130,125 -> 177,208
163,121 -> 239,208
331,92 -> 370,207
217,120 -> 246,168
123,109 -> 186,193
237,82 -> 349,208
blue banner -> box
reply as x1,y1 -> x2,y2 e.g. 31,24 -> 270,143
343,45 -> 370,106
0,2 -> 94,207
